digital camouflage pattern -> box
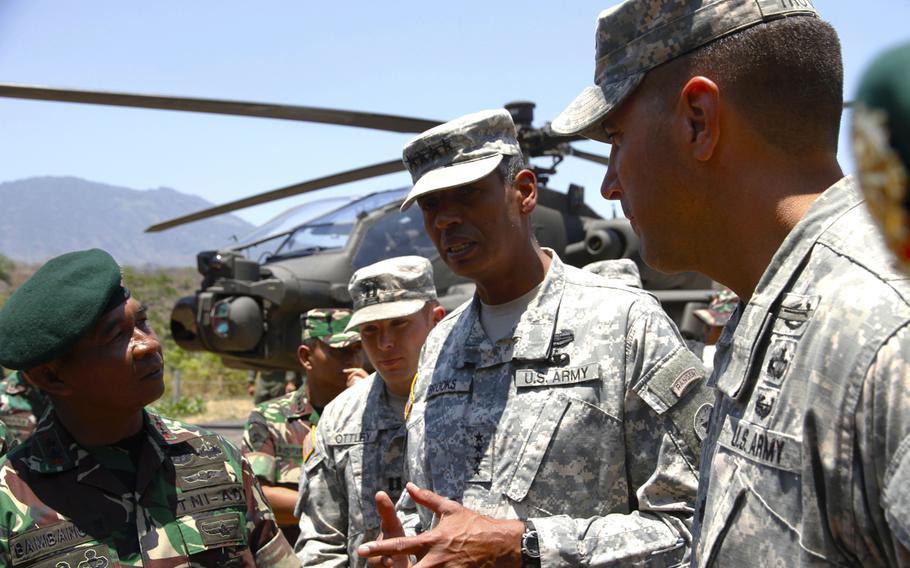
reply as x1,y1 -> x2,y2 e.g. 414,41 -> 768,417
0,409 -> 297,567
552,0 -> 819,142
400,109 -> 521,210
403,252 -> 714,566
346,256 -> 437,331
582,258 -> 642,288
0,371 -> 51,445
693,177 -> 910,566
242,386 -> 315,544
296,374 -> 407,567
302,308 -> 359,347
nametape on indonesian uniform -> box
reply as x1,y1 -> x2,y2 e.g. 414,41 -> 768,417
718,417 -> 801,473
176,483 -> 246,516
9,521 -> 93,566
514,363 -> 601,388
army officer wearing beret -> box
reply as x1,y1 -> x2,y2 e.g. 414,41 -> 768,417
0,248 -> 297,567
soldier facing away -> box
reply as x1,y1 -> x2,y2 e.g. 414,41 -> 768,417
358,109 -> 713,567
0,249 -> 297,566
553,1 -> 910,565
242,307 -> 364,545
296,255 -> 445,566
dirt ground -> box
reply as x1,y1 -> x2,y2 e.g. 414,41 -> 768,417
185,397 -> 254,423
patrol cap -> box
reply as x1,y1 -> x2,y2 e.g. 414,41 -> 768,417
346,256 -> 437,331
852,42 -> 910,269
552,0 -> 819,142
0,249 -> 128,370
694,289 -> 739,327
400,109 -> 522,211
582,258 -> 642,288
302,308 -> 360,348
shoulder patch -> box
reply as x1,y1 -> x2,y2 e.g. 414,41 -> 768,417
634,346 -> 706,415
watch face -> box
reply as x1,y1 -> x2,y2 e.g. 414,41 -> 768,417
522,529 -> 541,558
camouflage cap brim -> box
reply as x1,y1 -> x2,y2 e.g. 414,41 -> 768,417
345,299 -> 427,331
400,154 -> 503,211
321,330 -> 361,348
553,0 -> 818,140
551,74 -> 644,142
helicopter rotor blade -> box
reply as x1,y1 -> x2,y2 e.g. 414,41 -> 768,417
0,83 -> 443,133
566,146 -> 610,166
145,159 -> 407,233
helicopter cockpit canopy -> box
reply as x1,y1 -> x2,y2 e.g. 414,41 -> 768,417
231,188 -> 437,269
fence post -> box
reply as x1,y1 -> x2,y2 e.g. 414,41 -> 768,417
172,369 -> 182,403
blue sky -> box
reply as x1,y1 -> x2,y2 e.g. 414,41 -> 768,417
1,1 -> 907,229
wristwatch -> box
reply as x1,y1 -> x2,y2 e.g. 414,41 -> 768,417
520,520 -> 541,567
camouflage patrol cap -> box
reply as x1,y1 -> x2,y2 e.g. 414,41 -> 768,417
0,249 -> 128,370
346,256 -> 437,331
582,258 -> 642,288
400,109 -> 522,211
302,308 -> 360,348
852,43 -> 910,271
552,0 -> 819,142
694,289 -> 739,327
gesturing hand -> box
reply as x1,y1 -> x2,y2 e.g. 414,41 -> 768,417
358,483 -> 524,568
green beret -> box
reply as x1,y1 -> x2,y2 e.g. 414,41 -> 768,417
0,249 -> 124,370
853,42 -> 910,269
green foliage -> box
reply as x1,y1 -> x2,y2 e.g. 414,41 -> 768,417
0,254 -> 13,286
149,395 -> 205,417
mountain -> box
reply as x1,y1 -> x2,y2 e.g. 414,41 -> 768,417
0,176 -> 255,267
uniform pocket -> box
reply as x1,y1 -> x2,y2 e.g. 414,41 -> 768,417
700,418 -> 811,566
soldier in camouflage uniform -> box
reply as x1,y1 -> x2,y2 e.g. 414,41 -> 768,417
243,307 -> 363,545
0,249 -> 296,566
296,256 -> 445,567
0,370 -> 50,444
554,1 -> 910,565
357,110 -> 713,567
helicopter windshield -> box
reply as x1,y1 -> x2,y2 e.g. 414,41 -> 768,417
273,188 -> 411,259
234,195 -> 356,248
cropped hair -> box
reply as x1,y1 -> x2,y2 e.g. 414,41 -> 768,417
653,16 -> 844,153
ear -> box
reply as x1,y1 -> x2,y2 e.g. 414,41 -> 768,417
512,169 -> 538,216
297,344 -> 313,371
679,76 -> 721,162
23,364 -> 71,397
430,305 -> 446,325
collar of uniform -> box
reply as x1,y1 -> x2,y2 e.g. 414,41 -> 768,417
21,410 -> 164,474
512,249 -> 564,361
371,373 -> 407,429
288,387 -> 313,421
21,410 -> 78,472
146,409 -> 199,446
454,249 -> 564,368
715,176 -> 863,399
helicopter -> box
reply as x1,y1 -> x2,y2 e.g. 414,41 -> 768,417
0,83 -> 714,371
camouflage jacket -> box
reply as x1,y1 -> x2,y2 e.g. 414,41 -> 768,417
0,409 -> 296,567
693,177 -> 910,566
0,372 -> 50,445
296,374 -> 407,567
242,387 -> 314,489
404,252 -> 713,566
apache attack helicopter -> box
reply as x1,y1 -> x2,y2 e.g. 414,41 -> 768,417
0,83 -> 713,371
